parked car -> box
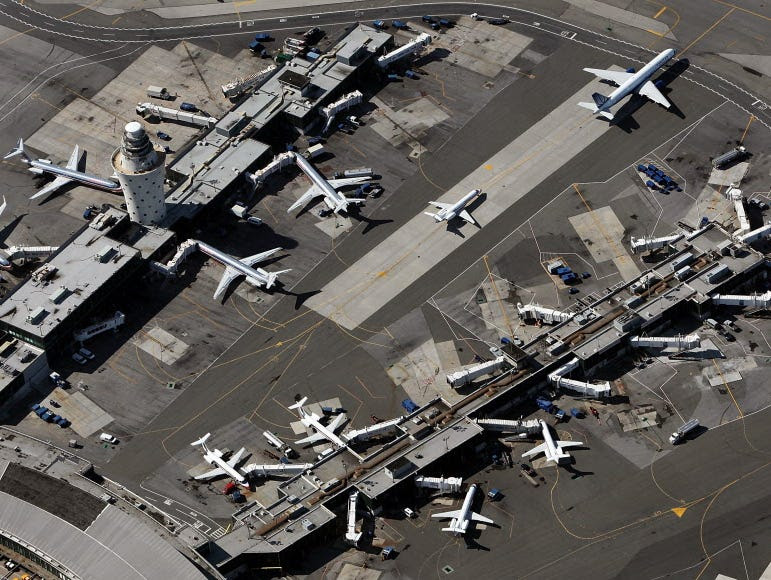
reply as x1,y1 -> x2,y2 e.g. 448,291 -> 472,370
156,131 -> 171,140
72,352 -> 87,365
79,347 -> 95,360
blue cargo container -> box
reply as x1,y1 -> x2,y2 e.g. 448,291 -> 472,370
372,20 -> 387,29
392,20 -> 408,29
254,33 -> 271,41
306,51 -> 320,61
555,267 -> 571,275
405,70 -> 419,79
536,397 -> 554,412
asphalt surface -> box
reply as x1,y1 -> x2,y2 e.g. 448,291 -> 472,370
105,36 -> 722,485
1,0 -> 768,127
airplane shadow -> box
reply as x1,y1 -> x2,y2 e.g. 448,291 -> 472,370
0,213 -> 27,246
611,58 -> 690,132
560,463 -> 595,479
348,206 -> 393,234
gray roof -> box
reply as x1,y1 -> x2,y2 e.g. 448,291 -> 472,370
0,484 -> 205,579
0,224 -> 140,341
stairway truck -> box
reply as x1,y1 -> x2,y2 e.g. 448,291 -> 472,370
669,418 -> 699,444
263,430 -> 296,458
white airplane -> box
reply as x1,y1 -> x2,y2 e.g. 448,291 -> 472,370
191,433 -> 247,485
424,188 -> 481,224
288,396 -> 348,448
288,153 -> 371,215
195,240 -> 290,300
431,484 -> 494,536
522,419 -> 583,465
578,49 -> 676,120
4,138 -> 121,201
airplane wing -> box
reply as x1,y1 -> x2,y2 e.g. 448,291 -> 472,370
470,512 -> 494,525
327,413 -> 347,433
458,210 -> 476,225
295,431 -> 327,445
583,68 -> 635,85
432,510 -> 461,520
521,443 -> 548,458
227,447 -> 246,468
30,175 -> 71,200
428,202 -> 452,210
637,80 -> 671,108
288,186 -> 322,212
194,466 -> 226,480
557,441 -> 584,449
326,176 -> 370,189
213,266 -> 240,300
65,145 -> 81,171
241,248 -> 281,267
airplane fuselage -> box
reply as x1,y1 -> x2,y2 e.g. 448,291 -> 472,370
599,49 -> 675,112
435,189 -> 481,222
447,484 -> 479,535
203,449 -> 246,483
539,419 -> 570,464
196,240 -> 275,289
26,158 -> 121,192
301,411 -> 347,448
293,152 -> 349,212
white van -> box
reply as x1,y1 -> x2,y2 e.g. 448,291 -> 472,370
100,433 -> 118,444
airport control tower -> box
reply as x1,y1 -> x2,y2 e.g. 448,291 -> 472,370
111,121 -> 166,225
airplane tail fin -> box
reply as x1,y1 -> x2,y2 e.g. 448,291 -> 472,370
577,102 -> 598,113
289,396 -> 308,410
591,92 -> 610,107
4,138 -> 29,162
191,433 -> 212,447
578,101 -> 614,120
265,269 -> 291,289
334,200 -> 349,214
423,212 -> 441,221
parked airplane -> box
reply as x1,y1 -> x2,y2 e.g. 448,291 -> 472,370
191,433 -> 247,484
195,240 -> 290,300
288,396 -> 348,448
424,189 -> 482,224
288,153 -> 371,215
521,419 -> 583,465
431,483 -> 494,536
578,49 -> 675,120
4,139 -> 122,201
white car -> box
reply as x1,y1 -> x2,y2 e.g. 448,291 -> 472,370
79,347 -> 95,360
99,433 -> 118,444
72,352 -> 87,365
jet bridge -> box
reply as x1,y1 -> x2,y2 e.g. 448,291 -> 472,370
245,152 -> 295,188
517,302 -> 571,325
321,90 -> 363,133
630,334 -> 701,350
0,245 -> 58,266
712,291 -> 771,308
221,64 -> 279,99
736,222 -> 771,244
630,233 -> 683,254
345,491 -> 362,546
241,463 -> 312,478
446,356 -> 505,388
414,475 -> 462,494
136,102 -> 218,128
344,417 -> 402,442
548,357 -> 611,398
474,417 -> 541,435
73,311 -> 126,342
376,33 -> 431,68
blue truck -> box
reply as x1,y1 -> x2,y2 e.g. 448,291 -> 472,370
401,399 -> 418,413
536,397 -> 555,413
372,20 -> 388,29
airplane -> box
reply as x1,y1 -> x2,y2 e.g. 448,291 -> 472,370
578,49 -> 676,120
191,433 -> 247,485
288,152 -> 371,215
195,240 -> 290,300
521,419 -> 583,465
431,483 -> 494,536
288,396 -> 348,448
4,138 -> 122,201
424,189 -> 482,224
